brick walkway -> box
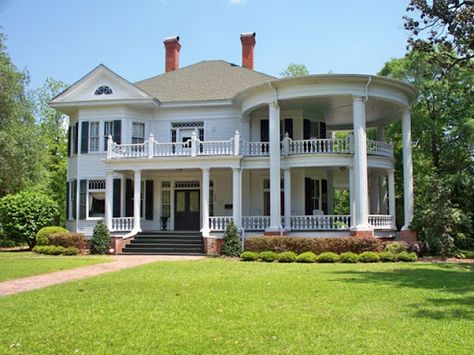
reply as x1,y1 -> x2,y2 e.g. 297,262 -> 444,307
0,255 -> 204,297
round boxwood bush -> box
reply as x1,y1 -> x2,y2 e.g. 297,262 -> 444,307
359,251 -> 381,263
384,242 -> 407,254
90,221 -> 111,254
397,251 -> 417,262
36,226 -> 68,246
277,251 -> 297,263
339,252 -> 360,263
0,191 -> 59,248
240,251 -> 259,261
296,251 -> 317,263
317,252 -> 339,263
259,251 -> 277,262
379,251 -> 398,262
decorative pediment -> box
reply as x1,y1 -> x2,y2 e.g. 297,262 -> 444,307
50,64 -> 153,104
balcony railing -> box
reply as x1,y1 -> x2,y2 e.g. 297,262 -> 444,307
107,133 -> 392,160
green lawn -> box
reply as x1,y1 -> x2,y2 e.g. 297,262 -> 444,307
0,259 -> 473,354
0,252 -> 110,282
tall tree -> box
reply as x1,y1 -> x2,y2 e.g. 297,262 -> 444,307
0,33 -> 44,196
280,63 -> 309,77
35,78 -> 69,223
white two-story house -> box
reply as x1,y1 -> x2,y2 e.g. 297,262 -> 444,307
50,33 -> 417,254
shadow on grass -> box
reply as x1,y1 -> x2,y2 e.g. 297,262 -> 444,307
332,263 -> 474,320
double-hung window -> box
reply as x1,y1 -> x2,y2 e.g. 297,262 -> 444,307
132,122 -> 145,144
104,121 -> 114,150
89,122 -> 100,152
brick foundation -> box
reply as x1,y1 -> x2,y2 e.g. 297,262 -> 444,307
110,236 -> 133,254
400,230 -> 417,243
203,237 -> 224,256
263,231 -> 288,237
350,229 -> 375,238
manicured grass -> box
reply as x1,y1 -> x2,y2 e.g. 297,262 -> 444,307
0,259 -> 473,354
0,252 -> 110,282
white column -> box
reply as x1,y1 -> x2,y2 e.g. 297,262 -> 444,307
349,167 -> 355,228
388,170 -> 396,228
352,96 -> 371,230
201,168 -> 210,236
133,169 -> 142,232
105,171 -> 113,231
267,101 -> 281,232
402,108 -> 414,229
232,167 -> 241,229
283,168 -> 291,231
327,171 -> 334,215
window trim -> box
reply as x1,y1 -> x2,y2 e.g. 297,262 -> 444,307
132,122 -> 145,144
89,121 -> 100,152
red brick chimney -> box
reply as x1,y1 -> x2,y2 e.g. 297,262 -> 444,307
164,36 -> 181,73
240,32 -> 256,70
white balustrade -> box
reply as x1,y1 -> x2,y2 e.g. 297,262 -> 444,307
111,217 -> 134,232
154,141 -> 192,157
241,216 -> 271,230
110,142 -> 147,159
198,139 -> 234,155
289,138 -> 351,155
209,216 -> 234,231
367,140 -> 393,157
290,215 -> 351,230
368,215 -> 394,229
241,142 -> 270,156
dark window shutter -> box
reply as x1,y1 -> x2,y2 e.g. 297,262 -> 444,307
125,179 -> 133,217
67,126 -> 71,157
72,180 -> 77,219
79,179 -> 87,220
199,128 -> 204,141
303,119 -> 310,140
260,119 -> 269,142
145,180 -> 154,220
74,122 -> 79,154
171,129 -> 176,142
113,179 -> 121,218
66,181 -> 70,219
113,120 -> 121,144
81,121 -> 89,154
305,177 -> 313,215
321,179 -> 328,214
284,119 -> 293,138
320,122 -> 327,139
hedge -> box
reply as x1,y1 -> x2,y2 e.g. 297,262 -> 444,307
244,236 -> 384,255
48,232 -> 87,250
32,245 -> 80,256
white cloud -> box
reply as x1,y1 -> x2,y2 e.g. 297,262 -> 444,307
230,0 -> 247,5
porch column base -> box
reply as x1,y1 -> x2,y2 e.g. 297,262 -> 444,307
200,227 -> 210,238
400,229 -> 417,242
203,236 -> 224,256
350,227 -> 374,238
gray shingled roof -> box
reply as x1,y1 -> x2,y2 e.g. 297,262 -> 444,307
134,60 -> 275,103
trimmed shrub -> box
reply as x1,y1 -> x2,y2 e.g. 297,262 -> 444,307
0,191 -> 59,248
296,252 -> 317,263
408,242 -> 427,257
317,252 -> 339,263
33,245 -> 66,255
63,247 -> 80,256
339,252 -> 360,263
90,221 -> 111,254
259,251 -> 277,262
48,232 -> 86,249
379,251 -> 398,262
244,236 -> 383,255
221,221 -> 241,257
240,251 -> 259,261
397,251 -> 417,262
277,251 -> 297,263
36,226 -> 68,246
384,242 -> 407,254
359,252 -> 380,263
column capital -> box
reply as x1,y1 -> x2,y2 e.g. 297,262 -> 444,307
403,106 -> 412,115
269,100 -> 279,109
352,95 -> 364,102
201,167 -> 210,172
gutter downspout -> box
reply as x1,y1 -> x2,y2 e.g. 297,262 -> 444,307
364,76 -> 372,103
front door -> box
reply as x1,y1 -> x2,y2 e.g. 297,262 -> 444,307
174,190 -> 200,230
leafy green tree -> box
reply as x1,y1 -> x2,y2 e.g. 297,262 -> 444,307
280,63 -> 309,77
379,50 -> 473,254
35,78 -> 69,223
0,190 -> 59,248
0,33 -> 45,196
221,221 -> 241,256
90,221 -> 111,254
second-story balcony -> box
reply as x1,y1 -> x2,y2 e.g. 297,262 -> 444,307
106,132 -> 393,160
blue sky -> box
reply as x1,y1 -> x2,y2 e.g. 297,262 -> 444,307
0,0 -> 410,90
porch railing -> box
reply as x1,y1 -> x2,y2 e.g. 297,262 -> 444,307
368,215 -> 394,229
367,140 -> 393,157
286,138 -> 351,155
241,141 -> 270,156
111,217 -> 134,232
209,216 -> 233,231
241,216 -> 271,230
290,215 -> 351,230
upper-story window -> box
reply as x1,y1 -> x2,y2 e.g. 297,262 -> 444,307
104,121 -> 114,150
132,122 -> 145,144
89,122 -> 100,152
94,86 -> 113,95
71,124 -> 78,155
